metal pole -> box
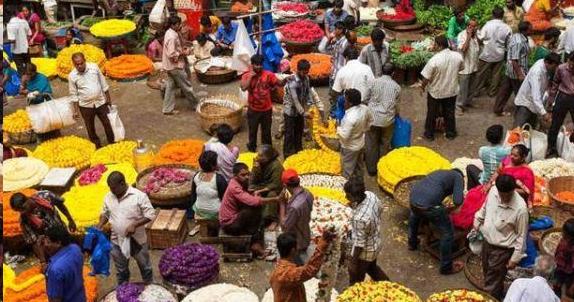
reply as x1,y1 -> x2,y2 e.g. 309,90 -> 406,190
258,0 -> 263,54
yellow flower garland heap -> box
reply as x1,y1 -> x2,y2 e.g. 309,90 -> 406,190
31,57 -> 57,78
60,183 -> 110,229
90,140 -> 137,166
56,44 -> 106,79
4,158 -> 49,192
307,186 -> 348,205
427,289 -> 496,302
103,54 -> 154,80
338,281 -> 422,302
237,152 -> 257,170
153,139 -> 205,169
284,149 -> 341,175
377,146 -> 451,193
4,110 -> 33,133
33,136 -> 96,169
89,19 -> 136,38
310,107 -> 338,153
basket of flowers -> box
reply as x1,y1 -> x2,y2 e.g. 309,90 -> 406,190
136,164 -> 195,207
540,228 -> 563,256
280,20 -> 324,54
338,281 -> 422,302
193,57 -> 237,84
89,19 -> 136,40
196,95 -> 244,134
56,44 -> 106,79
4,110 -> 36,145
290,53 -> 331,86
100,282 -> 178,302
427,288 -> 499,302
103,54 -> 154,81
548,176 -> 574,214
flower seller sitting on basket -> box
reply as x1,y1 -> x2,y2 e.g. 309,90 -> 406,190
219,162 -> 286,258
10,190 -> 78,273
407,169 -> 465,275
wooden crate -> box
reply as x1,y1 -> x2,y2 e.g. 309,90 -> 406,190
146,209 -> 188,249
195,215 -> 220,244
219,229 -> 252,262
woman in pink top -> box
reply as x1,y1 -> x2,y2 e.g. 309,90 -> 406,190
146,31 -> 164,63
18,5 -> 45,45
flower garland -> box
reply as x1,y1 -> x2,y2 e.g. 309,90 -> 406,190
33,136 -> 96,169
56,44 -> 106,79
338,281 -> 422,302
90,140 -> 137,166
307,186 -> 348,205
310,107 -> 338,153
2,189 -> 37,237
104,54 -> 154,79
4,110 -> 33,133
290,54 -> 332,80
4,265 -> 98,302
299,173 -> 346,190
4,157 -> 50,192
60,184 -> 109,229
153,139 -> 205,168
280,19 -> 324,43
427,289 -> 495,302
31,57 -> 57,78
529,158 -> 574,179
89,19 -> 136,38
159,243 -> 220,289
237,152 -> 257,170
377,146 -> 451,193
284,149 -> 341,175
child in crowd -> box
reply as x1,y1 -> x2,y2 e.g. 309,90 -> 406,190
192,34 -> 215,61
65,26 -> 83,46
146,31 -> 164,70
554,218 -> 574,298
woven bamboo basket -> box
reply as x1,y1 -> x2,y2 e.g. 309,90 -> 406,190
136,164 -> 195,208
464,254 -> 514,292
284,38 -> 321,55
319,134 -> 340,152
7,130 -> 36,145
194,58 -> 238,85
540,228 -> 563,256
378,14 -> 417,28
530,205 -> 571,244
548,176 -> 574,213
429,288 -> 499,302
196,95 -> 244,134
99,283 -> 178,302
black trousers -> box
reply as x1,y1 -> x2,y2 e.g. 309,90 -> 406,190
79,104 -> 115,148
466,164 -> 482,190
222,206 -> 263,242
12,53 -> 31,75
548,92 -> 574,153
513,106 -> 538,128
283,113 -> 304,158
247,109 -> 272,152
424,94 -> 456,138
494,76 -> 522,115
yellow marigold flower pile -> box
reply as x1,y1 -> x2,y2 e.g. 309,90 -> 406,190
237,152 -> 257,170
89,19 -> 136,38
307,186 -> 348,205
377,146 -> 451,193
56,44 -> 106,79
153,139 -> 205,168
104,54 -> 153,79
310,107 -> 338,153
90,140 -> 137,166
33,136 -> 96,169
4,110 -> 33,133
284,149 -> 341,175
60,184 -> 110,228
31,57 -> 57,78
4,265 -> 98,302
338,281 -> 422,302
427,289 -> 495,302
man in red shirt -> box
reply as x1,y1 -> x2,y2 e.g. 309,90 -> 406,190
240,54 -> 288,152
219,162 -> 285,256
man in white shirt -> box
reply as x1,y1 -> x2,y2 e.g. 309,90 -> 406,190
333,47 -> 375,103
343,0 -> 361,22
504,255 -> 561,302
6,8 -> 32,74
456,19 -> 480,114
97,172 -> 156,285
337,89 -> 373,179
559,25 -> 574,57
68,53 -> 115,148
513,53 -> 559,128
471,7 -> 512,99
420,35 -> 464,141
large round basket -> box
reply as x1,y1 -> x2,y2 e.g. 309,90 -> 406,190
541,228 -> 563,256
99,283 -> 178,302
136,164 -> 195,208
548,176 -> 574,214
284,38 -> 321,55
465,254 -> 525,291
429,288 -> 499,302
75,15 -> 106,32
318,134 -> 340,152
530,205 -> 571,244
194,58 -> 237,84
393,176 -> 424,208
378,14 -> 417,28
196,95 -> 244,134
7,130 -> 36,145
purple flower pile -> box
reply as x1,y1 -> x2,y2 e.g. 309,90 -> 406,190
159,243 -> 219,289
116,283 -> 145,302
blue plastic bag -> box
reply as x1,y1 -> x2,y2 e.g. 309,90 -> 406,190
519,234 -> 538,268
529,216 -> 554,231
4,68 -> 21,96
391,115 -> 412,149
330,95 -> 346,122
83,227 -> 111,276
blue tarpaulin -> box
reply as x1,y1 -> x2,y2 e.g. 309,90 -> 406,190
260,13 -> 283,72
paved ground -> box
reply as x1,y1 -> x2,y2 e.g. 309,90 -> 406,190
5,70 -> 520,299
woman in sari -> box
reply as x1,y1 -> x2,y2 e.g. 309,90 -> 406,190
451,144 -> 534,229
18,6 -> 45,46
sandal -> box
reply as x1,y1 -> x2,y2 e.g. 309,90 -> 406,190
440,261 -> 464,275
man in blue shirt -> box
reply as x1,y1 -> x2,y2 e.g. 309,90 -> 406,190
324,0 -> 348,37
408,169 -> 465,275
216,16 -> 238,51
42,224 -> 86,302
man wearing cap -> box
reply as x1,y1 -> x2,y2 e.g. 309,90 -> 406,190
279,169 -> 314,265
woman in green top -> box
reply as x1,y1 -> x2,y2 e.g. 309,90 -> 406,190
529,27 -> 561,66
446,7 -> 469,46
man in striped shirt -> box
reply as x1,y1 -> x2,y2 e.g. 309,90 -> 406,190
494,21 -> 531,116
363,63 -> 400,176
359,28 -> 389,78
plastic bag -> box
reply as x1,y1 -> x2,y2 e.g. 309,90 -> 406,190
83,227 -> 111,276
529,215 -> 554,231
519,234 -> 538,268
557,126 -> 574,162
107,104 -> 125,142
4,70 -> 21,96
391,115 -> 412,149
26,95 -> 76,133
524,126 -> 547,162
467,229 -> 483,255
149,0 -> 167,24
231,21 -> 256,74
